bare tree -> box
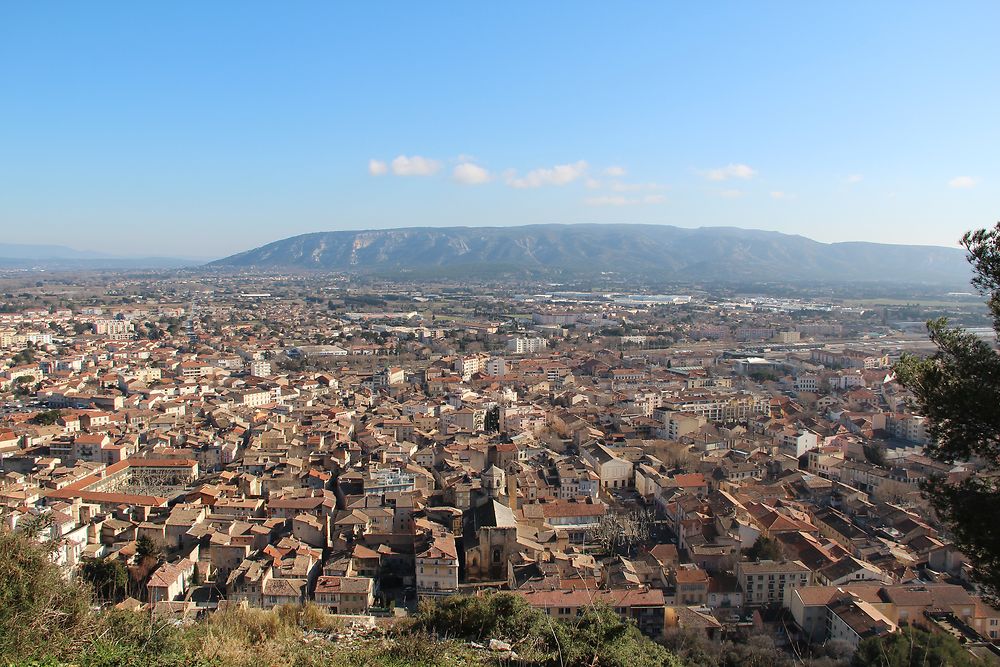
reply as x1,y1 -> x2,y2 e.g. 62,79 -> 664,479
592,508 -> 655,555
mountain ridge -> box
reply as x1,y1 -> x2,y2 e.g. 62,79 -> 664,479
208,224 -> 970,284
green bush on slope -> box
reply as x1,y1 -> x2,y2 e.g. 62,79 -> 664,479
0,518 -> 92,660
411,591 -> 682,667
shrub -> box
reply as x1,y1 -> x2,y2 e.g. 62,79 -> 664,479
0,520 -> 93,661
852,626 -> 976,667
412,592 -> 679,667
77,609 -> 194,667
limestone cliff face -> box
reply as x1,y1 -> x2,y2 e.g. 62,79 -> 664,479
209,223 -> 969,284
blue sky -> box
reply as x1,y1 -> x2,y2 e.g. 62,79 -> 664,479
1,2 -> 998,258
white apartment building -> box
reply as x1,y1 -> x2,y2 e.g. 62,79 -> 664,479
94,319 -> 135,340
454,354 -> 489,378
364,467 -> 416,495
775,428 -> 820,458
829,373 -> 865,390
662,391 -> 769,422
507,337 -> 548,354
794,375 -> 819,393
248,360 -> 272,377
0,330 -> 53,349
736,559 -> 812,606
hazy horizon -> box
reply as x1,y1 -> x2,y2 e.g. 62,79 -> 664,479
2,3 -> 997,257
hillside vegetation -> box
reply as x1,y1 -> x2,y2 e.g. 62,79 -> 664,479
3,523 -> 978,667
0,523 -> 679,667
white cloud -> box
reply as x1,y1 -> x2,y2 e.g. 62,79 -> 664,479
948,175 -> 979,189
720,189 -> 744,199
604,165 -> 627,177
452,162 -> 491,185
584,178 -> 602,190
390,155 -> 441,176
506,160 -> 588,188
702,163 -> 757,181
584,194 -> 665,207
770,191 -> 791,200
368,159 -> 388,176
846,174 -> 863,184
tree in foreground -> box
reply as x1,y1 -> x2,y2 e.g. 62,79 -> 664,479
895,222 -> 1000,598
852,625 -> 976,667
134,533 -> 162,563
79,555 -> 130,603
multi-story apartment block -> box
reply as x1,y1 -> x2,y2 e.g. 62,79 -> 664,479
661,390 -> 769,422
485,357 -> 508,376
94,319 -> 135,340
506,337 -> 548,354
656,410 -> 707,440
454,353 -> 489,378
363,467 -> 416,496
794,375 -> 819,392
248,359 -> 272,377
736,559 -> 812,606
735,327 -> 776,341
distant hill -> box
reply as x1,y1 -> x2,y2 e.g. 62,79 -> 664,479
0,242 -> 200,270
208,224 -> 970,285
0,242 -> 107,260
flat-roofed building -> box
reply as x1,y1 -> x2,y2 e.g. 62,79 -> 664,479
736,559 -> 812,606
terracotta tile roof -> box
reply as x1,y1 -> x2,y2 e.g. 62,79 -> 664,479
314,575 -> 372,595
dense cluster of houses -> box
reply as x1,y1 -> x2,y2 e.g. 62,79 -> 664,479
0,286 -> 995,660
